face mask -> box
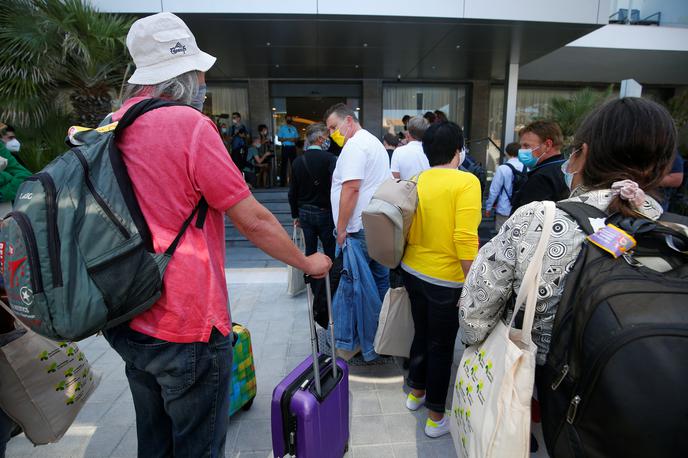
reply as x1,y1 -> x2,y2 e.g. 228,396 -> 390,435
517,145 -> 542,169
322,138 -> 331,150
5,138 -> 20,153
220,127 -> 228,135
561,148 -> 582,190
330,129 -> 346,147
232,119 -> 239,125
190,84 -> 206,111
458,147 -> 466,166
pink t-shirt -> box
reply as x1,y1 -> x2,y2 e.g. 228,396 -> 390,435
112,97 -> 251,343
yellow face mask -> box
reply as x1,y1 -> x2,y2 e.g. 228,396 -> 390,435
330,128 -> 346,148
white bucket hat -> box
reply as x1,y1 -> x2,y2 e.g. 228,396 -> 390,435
126,12 -> 216,85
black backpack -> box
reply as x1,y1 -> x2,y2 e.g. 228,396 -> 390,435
461,153 -> 487,196
539,201 -> 688,458
503,162 -> 528,207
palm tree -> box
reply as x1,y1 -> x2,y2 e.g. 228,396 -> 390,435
548,86 -> 614,143
0,0 -> 133,128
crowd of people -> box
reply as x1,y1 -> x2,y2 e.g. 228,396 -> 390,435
0,11 -> 687,458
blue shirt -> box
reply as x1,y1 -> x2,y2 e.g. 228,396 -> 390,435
278,124 -> 299,146
486,157 -> 524,216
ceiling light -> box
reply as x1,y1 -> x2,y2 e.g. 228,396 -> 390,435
272,107 -> 276,111
355,64 -> 359,69
275,64 -> 280,68
266,42 -> 271,46
456,44 -> 461,49
432,66 -> 436,70
363,43 -> 368,47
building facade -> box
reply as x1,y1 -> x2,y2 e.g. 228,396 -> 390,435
94,0 -> 688,174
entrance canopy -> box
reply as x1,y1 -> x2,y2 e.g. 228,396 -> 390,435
179,14 -> 599,81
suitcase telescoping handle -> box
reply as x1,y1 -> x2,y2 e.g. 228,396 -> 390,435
305,275 -> 337,398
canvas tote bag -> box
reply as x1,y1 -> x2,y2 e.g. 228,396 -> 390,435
450,201 -> 555,458
373,286 -> 414,357
287,226 -> 307,296
0,300 -> 100,445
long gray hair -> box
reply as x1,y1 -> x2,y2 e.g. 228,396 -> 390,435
124,70 -> 199,104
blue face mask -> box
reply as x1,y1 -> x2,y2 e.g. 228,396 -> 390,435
191,84 -> 207,111
517,145 -> 541,169
561,148 -> 582,190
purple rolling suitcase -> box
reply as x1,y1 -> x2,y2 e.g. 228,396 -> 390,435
271,276 -> 350,457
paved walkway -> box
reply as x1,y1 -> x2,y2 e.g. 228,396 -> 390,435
6,268 -> 547,458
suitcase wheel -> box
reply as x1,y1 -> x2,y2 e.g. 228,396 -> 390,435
241,397 -> 254,411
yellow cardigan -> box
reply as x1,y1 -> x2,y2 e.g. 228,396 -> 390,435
401,168 -> 482,286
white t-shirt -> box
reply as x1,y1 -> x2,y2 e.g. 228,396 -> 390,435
390,140 -> 430,180
331,129 -> 391,233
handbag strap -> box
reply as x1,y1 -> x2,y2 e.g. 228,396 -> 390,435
508,201 -> 556,343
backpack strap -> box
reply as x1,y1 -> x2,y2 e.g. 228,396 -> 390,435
502,163 -> 521,199
301,155 -> 320,187
110,98 -> 208,252
114,98 -> 186,133
556,201 -> 607,235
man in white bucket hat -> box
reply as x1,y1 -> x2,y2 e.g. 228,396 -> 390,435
103,13 -> 331,457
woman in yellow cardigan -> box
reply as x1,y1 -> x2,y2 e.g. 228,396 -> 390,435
401,121 -> 482,438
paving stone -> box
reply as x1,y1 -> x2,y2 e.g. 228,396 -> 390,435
392,442 -> 437,458
110,425 -> 137,458
377,387 -> 412,414
233,419 -> 272,452
350,414 -> 391,446
382,413 -> 426,444
351,390 -> 382,416
351,443 -> 395,457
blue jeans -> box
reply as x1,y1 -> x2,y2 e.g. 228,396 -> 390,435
104,325 -> 232,458
299,205 -> 336,260
337,230 -> 390,301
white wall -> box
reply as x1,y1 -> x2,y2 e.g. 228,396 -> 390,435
464,0 -> 609,24
568,23 -> 688,50
89,0 -> 608,25
317,0 -> 462,18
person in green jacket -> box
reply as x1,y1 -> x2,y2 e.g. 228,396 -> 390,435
0,140 -> 31,216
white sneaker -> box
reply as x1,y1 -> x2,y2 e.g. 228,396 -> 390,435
424,416 -> 450,438
405,392 -> 426,411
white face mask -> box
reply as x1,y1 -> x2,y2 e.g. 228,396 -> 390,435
458,147 -> 466,166
5,138 -> 20,153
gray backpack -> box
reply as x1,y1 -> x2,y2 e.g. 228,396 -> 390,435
0,98 -> 207,341
361,176 -> 419,268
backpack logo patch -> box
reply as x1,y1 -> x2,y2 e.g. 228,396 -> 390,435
170,42 -> 187,55
20,286 -> 33,306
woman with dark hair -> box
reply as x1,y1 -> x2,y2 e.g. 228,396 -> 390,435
460,97 -> 677,377
401,121 -> 482,438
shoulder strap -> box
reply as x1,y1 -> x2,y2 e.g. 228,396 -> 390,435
115,98 -> 186,134
165,198 -> 208,256
301,155 -> 320,187
109,97 -> 207,253
660,211 -> 688,226
556,201 -> 608,235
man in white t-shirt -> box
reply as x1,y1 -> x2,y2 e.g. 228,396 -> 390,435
391,116 -> 430,180
325,103 -> 391,298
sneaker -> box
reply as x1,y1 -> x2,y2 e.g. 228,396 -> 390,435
405,392 -> 426,411
425,416 -> 450,438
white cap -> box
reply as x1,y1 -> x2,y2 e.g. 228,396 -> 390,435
126,12 -> 215,85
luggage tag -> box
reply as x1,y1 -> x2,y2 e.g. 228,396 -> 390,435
587,224 -> 636,258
